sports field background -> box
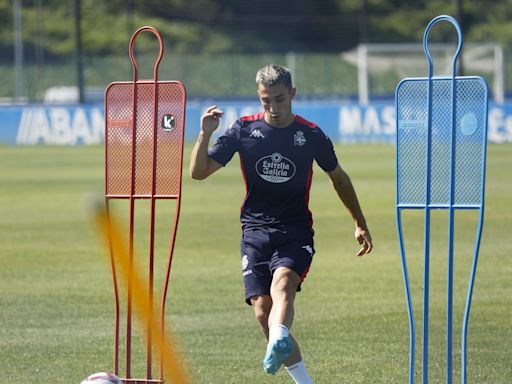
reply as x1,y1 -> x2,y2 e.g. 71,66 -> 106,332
0,144 -> 510,383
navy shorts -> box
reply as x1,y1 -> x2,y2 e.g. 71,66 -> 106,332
240,226 -> 315,305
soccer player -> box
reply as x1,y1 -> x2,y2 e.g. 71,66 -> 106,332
190,64 -> 373,383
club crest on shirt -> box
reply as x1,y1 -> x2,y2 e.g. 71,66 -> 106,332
294,130 -> 306,146
255,152 -> 296,183
241,255 -> 249,270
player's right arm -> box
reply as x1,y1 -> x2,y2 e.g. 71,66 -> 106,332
190,105 -> 224,180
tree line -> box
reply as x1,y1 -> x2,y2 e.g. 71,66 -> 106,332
0,0 -> 511,62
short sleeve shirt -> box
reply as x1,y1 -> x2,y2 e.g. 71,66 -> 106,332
208,113 -> 339,229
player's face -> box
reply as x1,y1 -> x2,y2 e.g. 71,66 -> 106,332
258,82 -> 296,128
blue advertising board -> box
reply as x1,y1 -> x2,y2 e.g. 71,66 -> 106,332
1,100 -> 512,145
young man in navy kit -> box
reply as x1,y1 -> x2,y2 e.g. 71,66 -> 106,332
190,64 -> 373,383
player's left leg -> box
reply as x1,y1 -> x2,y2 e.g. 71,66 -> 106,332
252,290 -> 312,383
249,227 -> 314,380
269,266 -> 300,331
251,294 -> 302,360
263,267 -> 299,374
264,225 -> 315,382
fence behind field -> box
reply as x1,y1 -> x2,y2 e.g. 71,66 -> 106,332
2,49 -> 510,103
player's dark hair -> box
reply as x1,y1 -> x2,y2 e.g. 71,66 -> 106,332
255,64 -> 293,89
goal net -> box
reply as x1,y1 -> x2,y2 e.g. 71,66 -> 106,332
342,43 -> 504,104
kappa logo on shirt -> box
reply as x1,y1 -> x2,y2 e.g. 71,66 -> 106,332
302,245 -> 314,256
249,129 -> 265,138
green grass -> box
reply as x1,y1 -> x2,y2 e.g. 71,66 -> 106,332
0,144 -> 510,383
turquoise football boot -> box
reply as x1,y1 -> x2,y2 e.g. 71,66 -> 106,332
262,336 -> 292,374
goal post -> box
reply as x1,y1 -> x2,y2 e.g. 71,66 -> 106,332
342,42 -> 504,104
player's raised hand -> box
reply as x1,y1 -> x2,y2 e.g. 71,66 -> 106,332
201,105 -> 224,135
355,226 -> 373,257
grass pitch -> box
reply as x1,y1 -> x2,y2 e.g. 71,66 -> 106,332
0,144 -> 510,383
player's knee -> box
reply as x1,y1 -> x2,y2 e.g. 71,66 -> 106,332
271,269 -> 299,297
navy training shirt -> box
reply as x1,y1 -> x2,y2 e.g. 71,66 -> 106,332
208,113 -> 339,230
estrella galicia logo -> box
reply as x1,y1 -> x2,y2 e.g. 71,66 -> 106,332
255,152 -> 296,183
162,114 -> 176,132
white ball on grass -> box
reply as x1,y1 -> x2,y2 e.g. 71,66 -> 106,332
81,372 -> 123,384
